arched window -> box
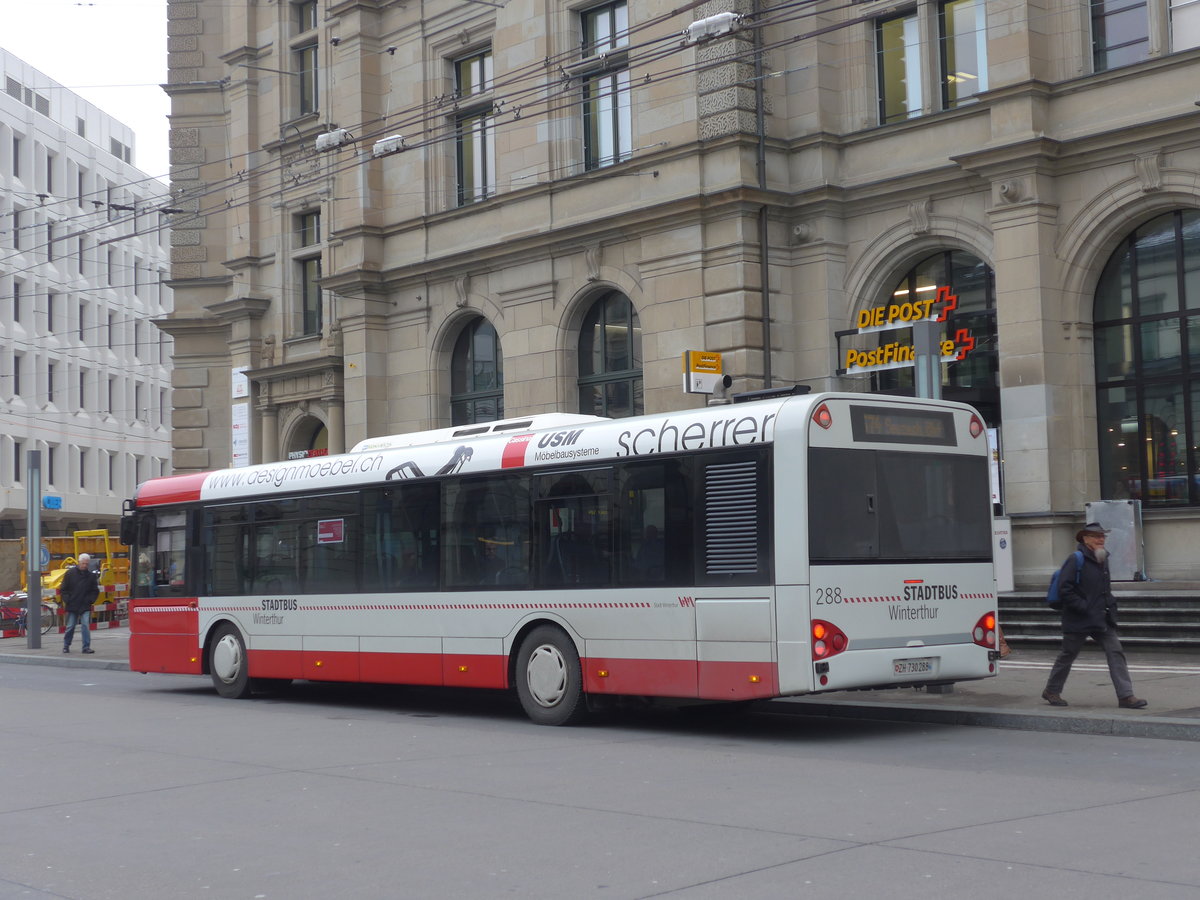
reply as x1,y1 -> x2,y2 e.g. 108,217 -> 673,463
1095,209 -> 1200,506
450,317 -> 503,425
578,290 -> 643,417
870,250 -> 1000,426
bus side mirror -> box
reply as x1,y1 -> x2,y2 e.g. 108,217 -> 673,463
119,516 -> 138,547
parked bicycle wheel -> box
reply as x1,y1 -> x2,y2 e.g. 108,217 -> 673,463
40,604 -> 56,635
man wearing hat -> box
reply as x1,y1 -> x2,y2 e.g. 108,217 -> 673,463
1042,523 -> 1148,709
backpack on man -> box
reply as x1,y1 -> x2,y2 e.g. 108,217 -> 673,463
1045,549 -> 1084,610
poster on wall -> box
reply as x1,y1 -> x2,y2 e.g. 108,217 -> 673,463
231,401 -> 250,468
231,365 -> 249,399
987,427 -> 1002,509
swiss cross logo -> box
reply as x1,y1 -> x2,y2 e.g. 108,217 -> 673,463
502,434 -> 532,468
934,285 -> 958,322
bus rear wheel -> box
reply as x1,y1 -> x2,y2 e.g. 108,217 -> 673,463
515,625 -> 587,726
209,624 -> 252,699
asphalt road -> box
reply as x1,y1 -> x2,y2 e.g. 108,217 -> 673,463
3,664 -> 1198,899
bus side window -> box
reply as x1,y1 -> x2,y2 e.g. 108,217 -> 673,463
443,475 -> 530,589
617,459 -> 692,587
535,470 -> 612,588
153,511 -> 190,597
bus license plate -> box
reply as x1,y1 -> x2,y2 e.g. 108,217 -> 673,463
894,658 -> 933,676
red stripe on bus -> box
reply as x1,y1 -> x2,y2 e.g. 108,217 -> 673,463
135,472 -> 209,506
501,434 -> 532,468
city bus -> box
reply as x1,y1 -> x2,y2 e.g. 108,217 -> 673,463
120,391 -> 999,725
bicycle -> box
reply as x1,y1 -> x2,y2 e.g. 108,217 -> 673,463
0,597 -> 57,636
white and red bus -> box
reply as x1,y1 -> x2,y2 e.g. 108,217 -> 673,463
121,392 -> 999,725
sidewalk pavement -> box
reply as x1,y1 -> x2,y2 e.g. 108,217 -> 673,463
3,627 -> 1198,741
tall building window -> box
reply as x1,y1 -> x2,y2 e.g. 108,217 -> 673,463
878,2 -> 990,124
1091,1 -> 1149,71
450,317 -> 503,425
12,354 -> 21,398
878,13 -> 922,123
13,279 -> 21,322
296,43 -> 318,114
578,291 -> 643,418
1095,209 -> 1200,506
12,136 -> 21,179
581,1 -> 632,170
940,0 -> 988,108
11,207 -> 22,250
47,446 -> 56,486
1173,0 -> 1200,49
46,293 -> 56,333
47,363 -> 56,404
79,448 -> 87,491
454,49 -> 495,206
295,0 -> 317,30
13,441 -> 22,483
296,211 -> 323,336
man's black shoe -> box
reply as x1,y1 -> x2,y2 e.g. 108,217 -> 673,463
1041,690 -> 1068,707
1118,696 -> 1148,709
62,647 -> 69,653
81,648 -> 95,654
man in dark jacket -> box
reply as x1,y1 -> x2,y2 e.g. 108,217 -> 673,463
1042,523 -> 1147,709
61,553 -> 100,654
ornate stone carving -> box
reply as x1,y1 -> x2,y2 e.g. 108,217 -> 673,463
997,180 -> 1022,203
261,333 -> 276,366
455,274 -> 470,307
908,199 -> 931,235
585,244 -> 601,281
790,222 -> 812,245
1135,153 -> 1162,193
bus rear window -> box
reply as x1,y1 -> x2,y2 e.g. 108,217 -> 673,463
809,448 -> 991,562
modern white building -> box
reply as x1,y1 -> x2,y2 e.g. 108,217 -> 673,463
0,47 -> 173,538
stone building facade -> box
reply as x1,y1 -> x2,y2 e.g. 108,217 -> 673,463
163,0 -> 1200,586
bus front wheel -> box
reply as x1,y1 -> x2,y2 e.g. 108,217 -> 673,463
515,625 -> 587,726
209,624 -> 252,699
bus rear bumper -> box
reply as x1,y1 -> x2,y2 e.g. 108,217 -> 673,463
784,642 -> 995,696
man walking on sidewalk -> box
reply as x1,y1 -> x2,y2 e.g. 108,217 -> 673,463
61,554 -> 99,655
1042,523 -> 1148,709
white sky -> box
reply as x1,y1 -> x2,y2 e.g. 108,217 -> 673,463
4,0 -> 170,180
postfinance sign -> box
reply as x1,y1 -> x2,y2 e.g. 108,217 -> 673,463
842,285 -> 976,375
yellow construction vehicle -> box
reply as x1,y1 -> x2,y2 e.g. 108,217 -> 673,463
19,531 -> 132,624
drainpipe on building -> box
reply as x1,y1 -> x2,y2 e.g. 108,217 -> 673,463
753,0 -> 772,389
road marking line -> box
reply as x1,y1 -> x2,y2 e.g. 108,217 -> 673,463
1003,661 -> 1200,675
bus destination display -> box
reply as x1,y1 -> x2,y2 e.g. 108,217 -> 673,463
849,405 -> 956,446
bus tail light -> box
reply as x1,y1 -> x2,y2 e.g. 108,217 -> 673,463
812,619 -> 848,661
968,413 -> 984,439
972,612 -> 997,649
813,403 -> 833,430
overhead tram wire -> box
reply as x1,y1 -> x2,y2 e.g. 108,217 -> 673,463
5,0 -> 962,245
4,0 -> 1015,264
4,0 -> 748,259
